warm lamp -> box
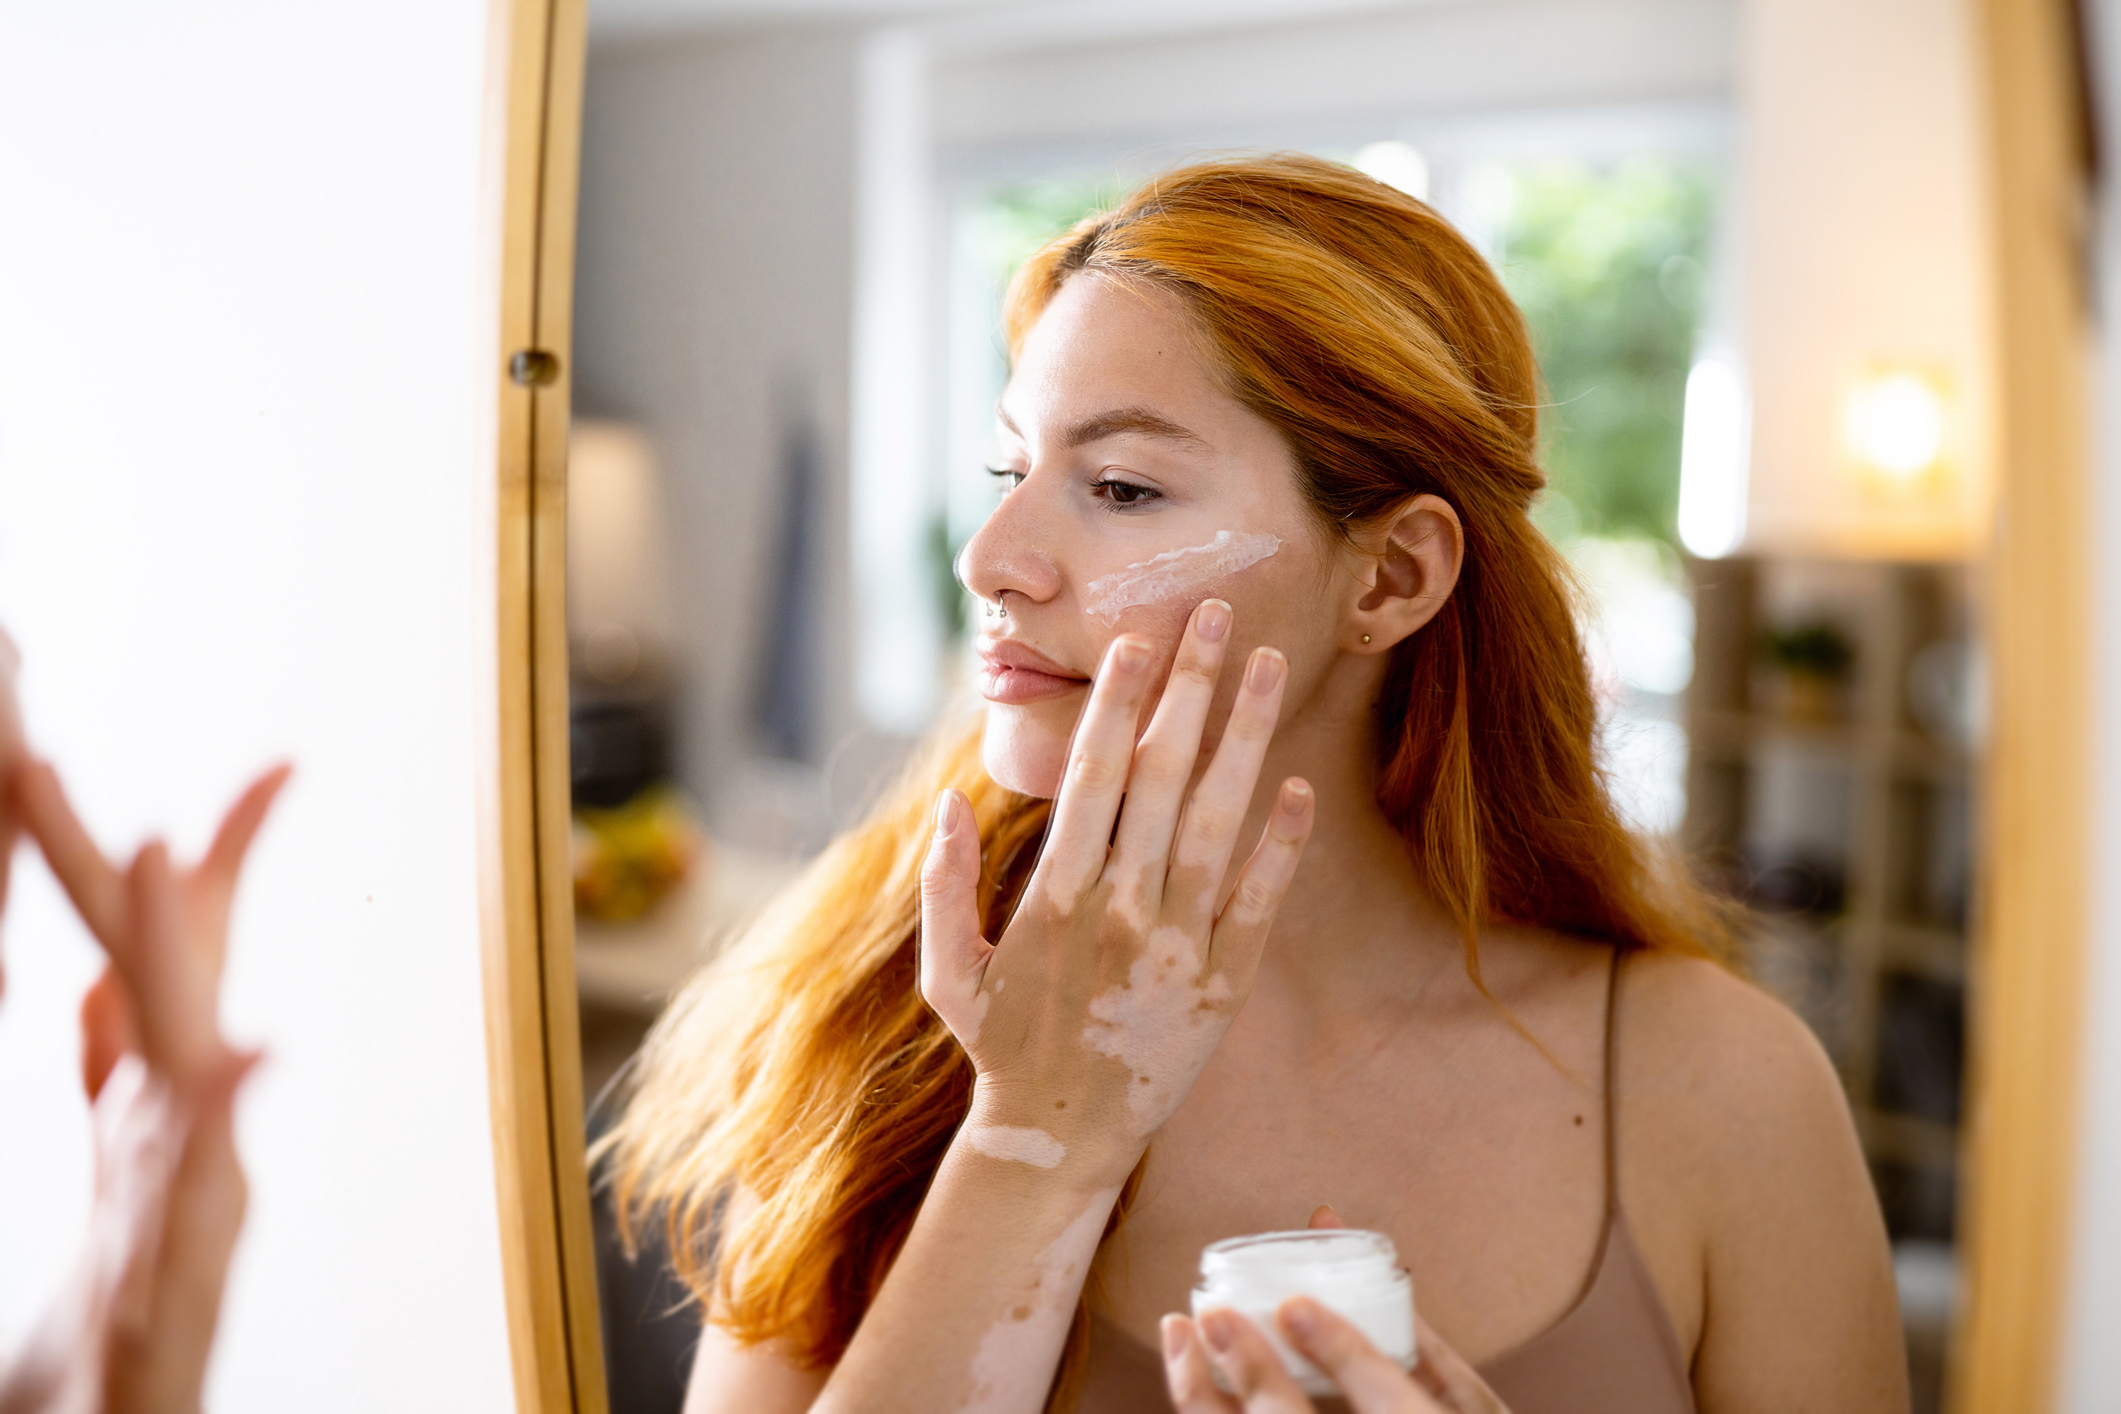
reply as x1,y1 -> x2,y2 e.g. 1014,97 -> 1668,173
567,419 -> 670,684
1844,366 -> 1954,493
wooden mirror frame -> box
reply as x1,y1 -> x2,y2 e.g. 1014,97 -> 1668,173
471,0 -> 2094,1408
484,0 -> 606,1410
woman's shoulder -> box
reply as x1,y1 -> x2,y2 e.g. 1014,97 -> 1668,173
1615,947 -> 1871,1226
1618,948 -> 1852,1140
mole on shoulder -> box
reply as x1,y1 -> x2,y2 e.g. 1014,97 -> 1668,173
1573,1114 -> 1584,1127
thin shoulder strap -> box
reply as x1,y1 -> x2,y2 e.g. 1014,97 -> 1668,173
1603,945 -> 1625,1214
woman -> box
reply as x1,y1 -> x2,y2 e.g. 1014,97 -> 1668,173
603,154 -> 1907,1413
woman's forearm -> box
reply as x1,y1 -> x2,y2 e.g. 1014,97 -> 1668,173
814,1123 -> 1129,1414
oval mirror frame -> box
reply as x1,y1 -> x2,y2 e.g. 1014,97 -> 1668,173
470,0 -> 2097,1409
483,0 -> 607,1410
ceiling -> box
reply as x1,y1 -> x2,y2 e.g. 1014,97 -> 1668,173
588,0 -> 1457,53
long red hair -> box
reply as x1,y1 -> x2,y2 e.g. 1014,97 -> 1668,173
599,151 -> 1729,1406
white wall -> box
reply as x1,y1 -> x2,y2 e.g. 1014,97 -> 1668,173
0,4 -> 514,1409
573,25 -> 871,848
933,0 -> 1734,154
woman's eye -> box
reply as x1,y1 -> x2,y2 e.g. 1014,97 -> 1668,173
986,466 -> 1025,493
1091,478 -> 1160,507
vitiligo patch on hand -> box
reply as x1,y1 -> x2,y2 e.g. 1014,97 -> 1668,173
958,1195 -> 1112,1413
1081,930 -> 1235,1131
966,1124 -> 1067,1168
1081,531 -> 1281,623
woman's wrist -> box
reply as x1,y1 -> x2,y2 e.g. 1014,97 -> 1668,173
957,1080 -> 1147,1195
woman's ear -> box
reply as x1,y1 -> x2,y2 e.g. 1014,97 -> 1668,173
1346,494 -> 1464,653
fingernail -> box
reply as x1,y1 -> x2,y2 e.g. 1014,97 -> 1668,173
1246,648 -> 1285,693
1201,1310 -> 1237,1352
1160,1315 -> 1188,1362
1196,599 -> 1231,643
1280,1297 -> 1321,1339
1281,779 -> 1313,813
932,791 -> 956,838
1114,638 -> 1150,674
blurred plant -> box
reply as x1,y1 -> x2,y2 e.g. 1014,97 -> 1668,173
572,783 -> 703,923
1761,621 -> 1857,680
1494,157 -> 1719,550
971,175 -> 1118,286
928,514 -> 968,640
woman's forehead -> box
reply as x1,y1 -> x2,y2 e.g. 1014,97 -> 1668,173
999,281 -> 1241,446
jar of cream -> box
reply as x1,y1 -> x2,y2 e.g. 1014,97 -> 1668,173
1191,1229 -> 1417,1396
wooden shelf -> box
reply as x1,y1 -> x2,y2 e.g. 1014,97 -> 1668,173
1878,922 -> 1968,986
1857,1105 -> 1962,1170
1689,709 -> 1971,782
1685,556 -> 1976,1217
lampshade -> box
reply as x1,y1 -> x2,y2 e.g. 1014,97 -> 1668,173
567,419 -> 670,683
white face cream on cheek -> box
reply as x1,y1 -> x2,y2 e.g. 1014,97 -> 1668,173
1192,1230 -> 1417,1396
1081,530 -> 1281,624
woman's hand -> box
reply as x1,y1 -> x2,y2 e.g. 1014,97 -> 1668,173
18,758 -> 287,1096
0,757 -> 284,1414
919,599 -> 1314,1183
1162,1303 -> 1510,1414
1162,1204 -> 1510,1414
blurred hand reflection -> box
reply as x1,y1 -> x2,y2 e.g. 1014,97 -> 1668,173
0,634 -> 286,1414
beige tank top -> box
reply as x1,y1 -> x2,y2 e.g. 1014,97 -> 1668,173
1075,948 -> 1697,1414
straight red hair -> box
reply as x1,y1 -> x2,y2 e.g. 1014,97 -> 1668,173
600,151 -> 1730,1407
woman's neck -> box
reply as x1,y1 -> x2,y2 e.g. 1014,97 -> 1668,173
1227,658 -> 1465,1013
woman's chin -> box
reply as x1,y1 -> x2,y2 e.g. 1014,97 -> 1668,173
980,710 -> 1067,798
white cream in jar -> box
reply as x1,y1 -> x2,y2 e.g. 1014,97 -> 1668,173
1190,1229 -> 1417,1396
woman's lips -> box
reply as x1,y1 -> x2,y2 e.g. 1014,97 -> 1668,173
976,636 -> 1089,705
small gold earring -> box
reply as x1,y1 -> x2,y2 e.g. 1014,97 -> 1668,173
1361,633 -> 1372,645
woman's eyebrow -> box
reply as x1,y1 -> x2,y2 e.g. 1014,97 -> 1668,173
994,405 -> 1210,451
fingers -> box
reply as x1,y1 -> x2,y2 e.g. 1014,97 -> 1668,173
0,630 -> 22,932
1163,1316 -> 1243,1414
124,842 -> 224,1088
194,763 -> 291,901
918,790 -> 992,1043
81,967 -> 140,1101
1278,1298 -> 1438,1413
1204,777 -> 1313,977
16,758 -> 128,946
1407,1316 -> 1509,1414
182,763 -> 291,980
1167,648 -> 1290,934
1108,600 -> 1231,890
1034,635 -> 1155,901
1307,1204 -> 1346,1230
1198,1308 -> 1315,1414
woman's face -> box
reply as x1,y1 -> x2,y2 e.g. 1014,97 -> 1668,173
960,274 -> 1348,797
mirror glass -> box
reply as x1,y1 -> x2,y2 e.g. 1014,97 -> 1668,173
564,5 -> 1990,1411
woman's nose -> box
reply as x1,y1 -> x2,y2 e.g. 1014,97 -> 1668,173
957,477 -> 1063,610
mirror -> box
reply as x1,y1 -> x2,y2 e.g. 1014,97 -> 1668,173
487,0 -> 2096,1410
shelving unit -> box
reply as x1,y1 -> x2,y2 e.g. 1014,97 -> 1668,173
1684,555 -> 1975,1410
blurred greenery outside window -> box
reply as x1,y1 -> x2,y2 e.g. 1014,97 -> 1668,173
1492,156 -> 1719,556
